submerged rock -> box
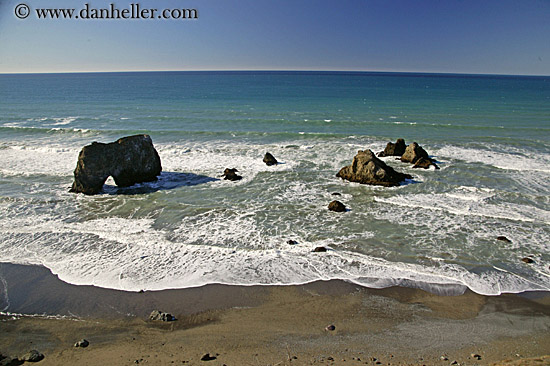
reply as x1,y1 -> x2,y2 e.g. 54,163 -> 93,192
337,149 -> 412,187
378,138 -> 406,157
149,310 -> 176,322
497,236 -> 512,243
70,135 -> 162,195
287,240 -> 298,245
522,257 -> 535,264
328,200 -> 346,212
263,152 -> 278,166
222,168 -> 242,181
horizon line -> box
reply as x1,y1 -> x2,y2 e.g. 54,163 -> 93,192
1,69 -> 549,78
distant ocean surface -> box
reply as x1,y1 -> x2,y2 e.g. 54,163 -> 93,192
0,71 -> 549,296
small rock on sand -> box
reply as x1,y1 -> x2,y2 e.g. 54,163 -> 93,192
200,353 -> 217,361
149,310 -> 176,321
0,354 -> 21,366
22,349 -> 44,362
325,324 -> 336,331
74,339 -> 89,348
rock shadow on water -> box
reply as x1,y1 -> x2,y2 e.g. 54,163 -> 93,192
102,171 -> 219,195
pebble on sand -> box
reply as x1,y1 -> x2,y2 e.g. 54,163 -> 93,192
74,339 -> 89,348
21,349 -> 45,362
200,353 -> 217,361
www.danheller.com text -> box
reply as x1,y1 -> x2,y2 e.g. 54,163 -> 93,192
26,3 -> 199,20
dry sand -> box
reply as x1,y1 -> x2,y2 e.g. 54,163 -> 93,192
1,263 -> 549,365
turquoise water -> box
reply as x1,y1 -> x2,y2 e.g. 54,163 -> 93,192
0,71 -> 548,296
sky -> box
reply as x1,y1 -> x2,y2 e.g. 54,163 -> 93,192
0,0 -> 549,75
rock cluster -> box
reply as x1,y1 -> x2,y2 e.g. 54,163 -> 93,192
336,149 -> 412,187
70,134 -> 162,195
378,139 -> 439,169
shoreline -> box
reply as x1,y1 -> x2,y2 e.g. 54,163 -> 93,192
1,263 -> 549,365
2,262 -> 549,318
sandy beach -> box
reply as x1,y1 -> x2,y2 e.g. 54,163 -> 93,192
1,263 -> 549,365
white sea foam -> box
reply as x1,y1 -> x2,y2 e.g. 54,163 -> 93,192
0,136 -> 548,296
0,145 -> 79,177
374,186 -> 550,224
435,145 -> 550,173
51,117 -> 77,126
0,199 -> 547,296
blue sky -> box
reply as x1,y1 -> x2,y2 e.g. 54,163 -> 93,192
0,0 -> 548,75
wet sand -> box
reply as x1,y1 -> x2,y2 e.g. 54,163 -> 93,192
1,263 -> 549,365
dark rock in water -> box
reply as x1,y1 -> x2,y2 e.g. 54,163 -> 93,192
412,157 -> 440,170
74,339 -> 89,348
263,152 -> 278,166
336,149 -> 412,187
497,236 -> 512,243
287,240 -> 298,245
223,168 -> 242,181
328,200 -> 346,212
70,135 -> 162,195
313,247 -> 327,252
200,353 -> 217,361
149,310 -> 176,322
400,142 -> 430,164
21,350 -> 44,362
379,138 -> 406,157
522,257 -> 535,264
331,192 -> 341,196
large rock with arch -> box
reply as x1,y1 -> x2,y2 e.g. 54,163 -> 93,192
70,134 -> 162,195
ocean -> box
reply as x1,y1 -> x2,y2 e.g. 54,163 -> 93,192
0,71 -> 548,296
